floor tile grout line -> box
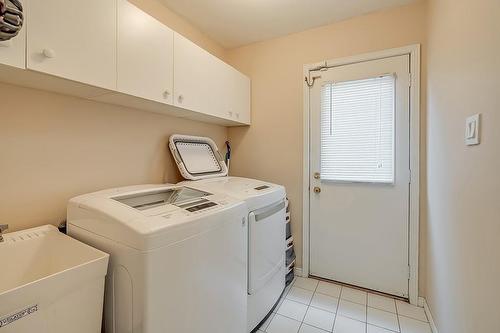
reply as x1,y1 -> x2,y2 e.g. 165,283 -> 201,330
339,288 -> 369,307
368,322 -> 401,333
315,290 -> 342,299
336,313 -> 369,325
302,318 -> 334,333
297,313 -> 304,333
398,313 -> 430,324
395,298 -> 402,333
308,304 -> 338,315
331,285 -> 342,332
366,307 -> 401,332
274,309 -> 331,333
306,305 -> 337,332
366,305 -> 398,315
279,299 -> 339,322
292,284 -> 320,293
276,300 -> 308,322
365,292 -> 368,333
270,313 -> 303,329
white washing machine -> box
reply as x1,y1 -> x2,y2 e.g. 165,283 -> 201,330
67,184 -> 248,333
169,135 -> 287,332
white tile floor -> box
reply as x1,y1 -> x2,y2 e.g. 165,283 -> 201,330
257,277 -> 432,333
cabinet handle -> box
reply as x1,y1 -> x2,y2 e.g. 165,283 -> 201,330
163,90 -> 170,98
228,111 -> 233,117
42,48 -> 56,59
177,95 -> 184,103
236,113 -> 240,119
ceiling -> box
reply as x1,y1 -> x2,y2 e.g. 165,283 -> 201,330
159,0 -> 417,48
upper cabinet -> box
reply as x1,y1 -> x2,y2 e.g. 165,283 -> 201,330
27,0 -> 117,90
173,33 -> 250,124
0,0 -> 250,126
117,0 -> 174,105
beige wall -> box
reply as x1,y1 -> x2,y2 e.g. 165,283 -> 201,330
225,1 -> 428,292
0,0 -> 228,232
425,0 -> 500,332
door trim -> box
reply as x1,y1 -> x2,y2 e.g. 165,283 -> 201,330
302,44 -> 421,305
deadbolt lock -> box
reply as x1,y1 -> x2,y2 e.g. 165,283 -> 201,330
313,187 -> 321,194
313,172 -> 321,179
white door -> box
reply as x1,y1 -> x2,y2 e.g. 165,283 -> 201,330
117,0 -> 174,104
309,55 -> 411,297
27,0 -> 116,90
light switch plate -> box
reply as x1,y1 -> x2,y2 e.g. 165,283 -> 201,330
465,113 -> 480,146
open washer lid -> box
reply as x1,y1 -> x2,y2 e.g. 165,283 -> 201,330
169,134 -> 228,180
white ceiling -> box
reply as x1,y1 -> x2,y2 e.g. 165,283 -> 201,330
160,0 -> 417,48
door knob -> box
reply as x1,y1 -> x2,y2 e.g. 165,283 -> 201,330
42,48 -> 56,58
313,187 -> 321,193
177,94 -> 184,103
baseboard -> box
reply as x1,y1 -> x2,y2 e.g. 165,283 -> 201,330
419,297 -> 438,333
294,267 -> 303,277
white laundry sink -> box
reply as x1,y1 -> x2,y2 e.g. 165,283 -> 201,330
0,225 -> 109,333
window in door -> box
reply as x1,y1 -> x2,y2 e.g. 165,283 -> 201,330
320,74 -> 395,183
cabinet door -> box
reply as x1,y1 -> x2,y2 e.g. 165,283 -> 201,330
226,66 -> 251,124
173,33 -> 225,118
0,20 -> 25,69
117,0 -> 173,104
27,0 -> 116,90
174,33 -> 250,124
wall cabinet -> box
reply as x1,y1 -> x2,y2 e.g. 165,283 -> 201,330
117,0 -> 174,105
0,0 -> 249,126
27,0 -> 117,90
174,33 -> 250,124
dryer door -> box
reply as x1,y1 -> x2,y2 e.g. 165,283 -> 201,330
248,200 -> 286,295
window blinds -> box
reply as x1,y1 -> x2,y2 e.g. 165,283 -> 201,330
320,75 -> 395,183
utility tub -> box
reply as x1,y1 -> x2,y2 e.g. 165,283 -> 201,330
0,225 -> 109,333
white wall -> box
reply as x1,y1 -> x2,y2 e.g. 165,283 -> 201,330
426,0 -> 500,331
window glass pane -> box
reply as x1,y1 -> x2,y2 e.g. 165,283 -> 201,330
320,75 -> 395,183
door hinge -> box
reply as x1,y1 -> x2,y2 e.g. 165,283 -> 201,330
408,265 -> 411,280
408,72 -> 412,87
408,169 -> 412,184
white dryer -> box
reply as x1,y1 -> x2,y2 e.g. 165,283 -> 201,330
169,135 -> 287,332
67,184 -> 248,333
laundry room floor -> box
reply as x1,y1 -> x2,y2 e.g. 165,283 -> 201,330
257,277 -> 432,333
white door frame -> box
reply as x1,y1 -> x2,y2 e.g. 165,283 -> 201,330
302,44 -> 421,305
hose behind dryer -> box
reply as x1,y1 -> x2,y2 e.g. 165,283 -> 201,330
0,0 -> 23,41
